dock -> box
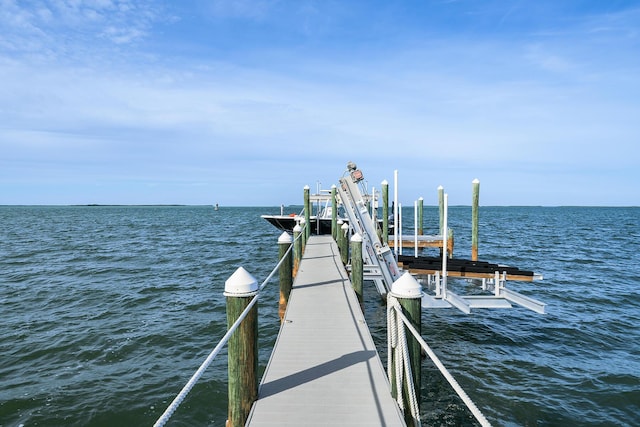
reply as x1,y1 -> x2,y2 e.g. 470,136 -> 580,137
245,235 -> 405,426
153,162 -> 546,427
243,163 -> 543,424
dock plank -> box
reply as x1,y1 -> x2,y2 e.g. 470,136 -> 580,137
387,234 -> 454,254
246,235 -> 405,426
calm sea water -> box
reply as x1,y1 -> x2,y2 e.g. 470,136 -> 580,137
1,205 -> 638,427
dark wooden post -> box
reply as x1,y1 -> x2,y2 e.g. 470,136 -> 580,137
225,267 -> 258,427
350,232 -> 363,309
471,178 -> 480,261
278,231 -> 293,322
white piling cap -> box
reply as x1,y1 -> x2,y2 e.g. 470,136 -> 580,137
472,178 -> 480,184
224,267 -> 259,297
390,272 -> 422,298
278,231 -> 292,244
293,224 -> 302,232
351,232 -> 362,242
381,179 -> 388,185
341,222 -> 349,230
437,185 -> 444,190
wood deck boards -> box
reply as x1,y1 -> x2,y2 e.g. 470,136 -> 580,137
246,235 -> 405,426
388,234 -> 443,248
387,234 -> 454,254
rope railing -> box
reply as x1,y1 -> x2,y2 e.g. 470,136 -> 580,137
155,213 -> 486,427
388,295 -> 492,427
152,229 -> 303,427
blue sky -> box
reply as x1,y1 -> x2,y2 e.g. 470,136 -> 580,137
1,0 -> 639,206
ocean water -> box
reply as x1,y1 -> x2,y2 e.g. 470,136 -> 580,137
0,205 -> 638,427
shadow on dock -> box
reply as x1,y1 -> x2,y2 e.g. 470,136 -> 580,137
258,350 -> 377,398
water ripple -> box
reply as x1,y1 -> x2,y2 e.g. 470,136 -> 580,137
1,206 -> 638,426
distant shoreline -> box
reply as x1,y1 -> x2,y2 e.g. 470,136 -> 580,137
0,204 -> 638,208
78,204 -> 187,207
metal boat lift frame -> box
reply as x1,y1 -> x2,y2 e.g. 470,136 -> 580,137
338,165 -> 403,297
337,162 -> 546,314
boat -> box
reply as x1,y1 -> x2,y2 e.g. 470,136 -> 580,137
261,188 -> 392,235
261,192 -> 343,235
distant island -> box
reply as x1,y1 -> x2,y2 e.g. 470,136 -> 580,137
77,204 -> 187,207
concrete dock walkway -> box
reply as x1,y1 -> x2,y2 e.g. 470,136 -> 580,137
246,235 -> 405,426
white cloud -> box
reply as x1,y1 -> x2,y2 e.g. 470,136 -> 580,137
0,0 -> 163,57
0,1 -> 638,205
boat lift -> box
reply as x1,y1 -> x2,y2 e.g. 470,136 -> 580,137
337,162 -> 546,314
338,163 -> 403,297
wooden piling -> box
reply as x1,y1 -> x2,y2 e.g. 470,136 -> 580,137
336,219 -> 345,263
438,185 -> 444,233
448,228 -> 455,258
300,215 -> 308,253
382,180 -> 389,245
293,224 -> 302,278
225,267 -> 258,427
389,272 -> 422,427
350,233 -> 363,308
471,178 -> 480,261
417,197 -> 423,236
340,221 -> 349,265
304,185 -> 311,242
278,232 -> 293,322
331,184 -> 337,242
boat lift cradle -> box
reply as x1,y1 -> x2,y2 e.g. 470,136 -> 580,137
336,162 -> 546,314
